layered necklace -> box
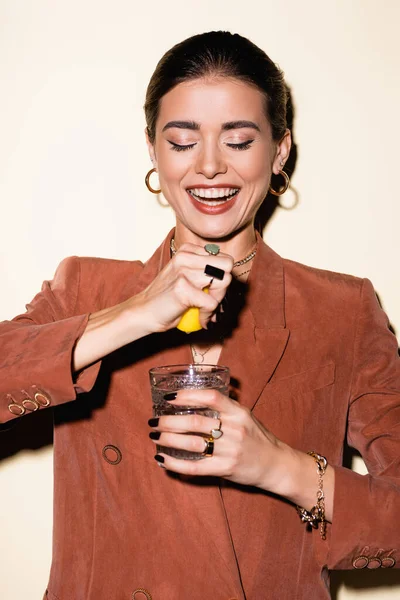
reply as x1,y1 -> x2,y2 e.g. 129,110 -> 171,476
170,238 -> 257,363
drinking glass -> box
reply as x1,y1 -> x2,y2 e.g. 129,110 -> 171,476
149,364 -> 230,460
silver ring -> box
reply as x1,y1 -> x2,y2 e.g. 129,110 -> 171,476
210,420 -> 223,439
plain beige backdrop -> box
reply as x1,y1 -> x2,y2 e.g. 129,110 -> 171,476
1,1 -> 399,598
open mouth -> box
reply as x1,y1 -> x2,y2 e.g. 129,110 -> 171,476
187,188 -> 240,206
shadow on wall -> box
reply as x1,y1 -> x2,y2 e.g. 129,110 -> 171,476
0,409 -> 53,460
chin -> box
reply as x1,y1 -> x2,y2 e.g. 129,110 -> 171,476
188,221 -> 241,242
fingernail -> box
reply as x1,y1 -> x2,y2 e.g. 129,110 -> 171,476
148,418 -> 159,427
149,431 -> 161,440
164,392 -> 177,401
154,454 -> 164,464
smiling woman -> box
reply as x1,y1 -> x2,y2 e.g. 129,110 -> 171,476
1,30 -> 400,600
147,78 -> 290,239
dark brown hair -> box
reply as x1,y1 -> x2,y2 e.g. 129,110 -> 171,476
144,31 -> 287,143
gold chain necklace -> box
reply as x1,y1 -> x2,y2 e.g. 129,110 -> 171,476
170,238 -> 257,267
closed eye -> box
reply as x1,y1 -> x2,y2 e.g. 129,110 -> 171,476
168,141 -> 197,152
226,140 -> 254,150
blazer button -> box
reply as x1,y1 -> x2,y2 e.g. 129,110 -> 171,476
132,589 -> 152,599
352,556 -> 368,569
102,444 -> 122,465
367,557 -> 382,569
22,398 -> 40,412
381,556 -> 396,568
34,390 -> 51,407
8,402 -> 25,416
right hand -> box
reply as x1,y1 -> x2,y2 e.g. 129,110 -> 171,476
132,242 -> 234,334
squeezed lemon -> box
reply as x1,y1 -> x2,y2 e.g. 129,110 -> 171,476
176,287 -> 209,333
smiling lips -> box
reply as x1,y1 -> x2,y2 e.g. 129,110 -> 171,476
187,186 -> 240,214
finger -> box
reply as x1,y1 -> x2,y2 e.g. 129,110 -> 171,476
154,452 -> 226,476
150,432 -> 210,454
177,242 -> 234,264
174,275 -> 220,314
167,389 -> 236,414
173,250 -> 234,276
177,242 -> 211,255
177,267 -> 232,294
151,413 -> 220,434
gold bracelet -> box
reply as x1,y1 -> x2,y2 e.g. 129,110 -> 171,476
296,451 -> 327,540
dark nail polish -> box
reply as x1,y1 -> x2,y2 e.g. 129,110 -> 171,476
148,418 -> 159,427
164,392 -> 177,401
154,454 -> 164,463
149,431 -> 161,440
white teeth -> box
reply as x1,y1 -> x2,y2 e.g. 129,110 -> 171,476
193,197 -> 231,206
188,187 -> 239,200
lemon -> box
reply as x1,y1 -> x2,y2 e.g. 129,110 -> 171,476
176,287 -> 209,333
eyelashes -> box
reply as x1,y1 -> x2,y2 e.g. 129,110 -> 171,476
228,140 -> 254,151
168,140 -> 254,152
169,142 -> 196,152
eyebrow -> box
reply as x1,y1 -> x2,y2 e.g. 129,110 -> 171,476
162,121 -> 199,132
161,119 -> 260,133
222,120 -> 261,132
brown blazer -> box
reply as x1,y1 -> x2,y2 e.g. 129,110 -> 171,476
1,230 -> 399,600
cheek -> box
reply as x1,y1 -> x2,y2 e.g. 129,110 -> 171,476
239,153 -> 271,185
157,150 -> 190,185
234,141 -> 271,180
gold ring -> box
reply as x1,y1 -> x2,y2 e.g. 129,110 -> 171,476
202,436 -> 214,457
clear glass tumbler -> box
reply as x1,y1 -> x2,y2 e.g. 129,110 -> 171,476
149,364 -> 230,460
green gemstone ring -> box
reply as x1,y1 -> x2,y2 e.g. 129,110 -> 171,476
204,243 -> 220,256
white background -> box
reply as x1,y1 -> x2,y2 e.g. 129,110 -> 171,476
1,1 -> 399,598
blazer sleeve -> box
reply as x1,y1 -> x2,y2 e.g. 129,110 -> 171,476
0,256 -> 101,423
327,278 -> 400,570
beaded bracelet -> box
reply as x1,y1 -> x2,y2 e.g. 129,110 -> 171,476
296,451 -> 327,540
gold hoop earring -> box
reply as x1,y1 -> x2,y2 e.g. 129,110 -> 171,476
269,170 -> 290,196
145,168 -> 161,194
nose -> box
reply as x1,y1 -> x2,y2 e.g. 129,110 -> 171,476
195,140 -> 227,179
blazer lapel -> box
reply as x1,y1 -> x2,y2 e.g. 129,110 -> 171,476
219,234 -> 290,411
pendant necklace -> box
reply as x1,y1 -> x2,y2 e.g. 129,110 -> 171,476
190,339 -> 223,364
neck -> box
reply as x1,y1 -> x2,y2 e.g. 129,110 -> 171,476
174,222 -> 257,263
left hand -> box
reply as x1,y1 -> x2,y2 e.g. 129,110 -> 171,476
149,389 -> 287,490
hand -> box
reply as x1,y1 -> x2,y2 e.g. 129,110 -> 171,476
148,389 -> 287,490
132,243 -> 234,334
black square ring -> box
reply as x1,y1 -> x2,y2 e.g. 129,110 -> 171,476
204,264 -> 225,280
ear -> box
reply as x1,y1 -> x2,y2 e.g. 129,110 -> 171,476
272,129 -> 291,175
145,128 -> 158,169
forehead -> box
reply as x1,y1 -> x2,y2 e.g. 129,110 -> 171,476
157,77 -> 268,128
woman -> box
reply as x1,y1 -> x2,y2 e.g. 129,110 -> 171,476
1,31 -> 399,600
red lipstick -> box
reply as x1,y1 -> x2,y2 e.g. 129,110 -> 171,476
186,190 -> 239,215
